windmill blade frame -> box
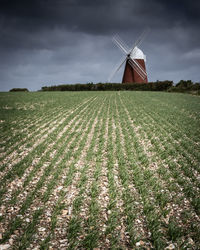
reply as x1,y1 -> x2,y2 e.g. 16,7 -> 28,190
108,56 -> 127,82
129,28 -> 150,55
113,34 -> 130,53
112,36 -> 128,55
128,59 -> 146,80
131,59 -> 147,77
128,60 -> 146,80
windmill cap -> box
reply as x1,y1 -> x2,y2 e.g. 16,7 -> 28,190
130,46 -> 146,62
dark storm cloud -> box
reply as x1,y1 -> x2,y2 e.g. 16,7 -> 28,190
0,0 -> 199,91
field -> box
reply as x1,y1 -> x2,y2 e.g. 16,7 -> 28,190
0,91 -> 200,249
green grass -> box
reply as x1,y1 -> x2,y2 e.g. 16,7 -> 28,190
0,91 -> 199,249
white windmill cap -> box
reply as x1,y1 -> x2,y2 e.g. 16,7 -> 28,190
130,46 -> 146,62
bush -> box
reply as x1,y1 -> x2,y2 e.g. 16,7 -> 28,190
168,81 -> 200,95
176,80 -> 193,89
9,88 -> 29,92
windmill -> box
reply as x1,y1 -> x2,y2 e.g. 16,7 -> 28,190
108,29 -> 149,84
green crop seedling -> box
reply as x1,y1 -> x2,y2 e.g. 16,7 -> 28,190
0,91 -> 199,249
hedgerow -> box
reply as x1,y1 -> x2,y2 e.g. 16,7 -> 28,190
41,81 -> 173,91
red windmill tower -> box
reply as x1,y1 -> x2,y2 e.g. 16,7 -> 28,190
108,29 -> 149,83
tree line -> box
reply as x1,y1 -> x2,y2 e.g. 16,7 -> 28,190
9,80 -> 200,94
41,81 -> 173,91
40,80 -> 200,94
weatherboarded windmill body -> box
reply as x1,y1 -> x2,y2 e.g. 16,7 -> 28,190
108,30 -> 149,84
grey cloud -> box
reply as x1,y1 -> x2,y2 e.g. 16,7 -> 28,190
0,0 -> 199,91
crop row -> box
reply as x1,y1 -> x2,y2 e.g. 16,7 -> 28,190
0,91 -> 199,249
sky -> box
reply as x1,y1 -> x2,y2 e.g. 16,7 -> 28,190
0,0 -> 200,91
